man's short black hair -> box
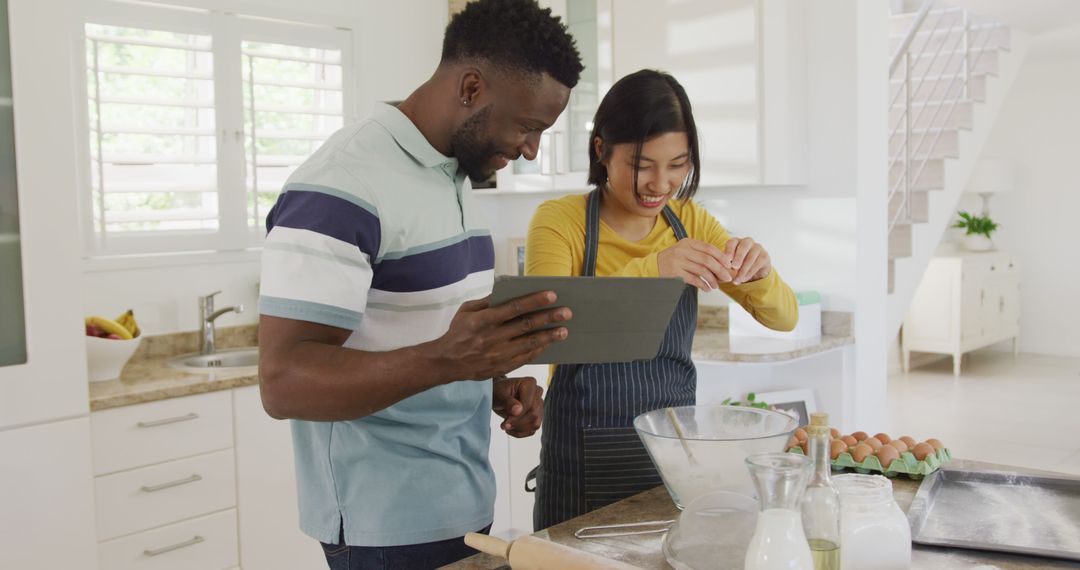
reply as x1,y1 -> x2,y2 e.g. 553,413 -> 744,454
442,0 -> 584,89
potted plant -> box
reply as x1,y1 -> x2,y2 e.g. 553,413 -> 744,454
953,210 -> 998,251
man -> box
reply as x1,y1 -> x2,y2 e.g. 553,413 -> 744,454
257,0 -> 584,568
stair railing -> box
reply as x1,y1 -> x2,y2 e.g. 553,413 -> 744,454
888,0 -> 999,234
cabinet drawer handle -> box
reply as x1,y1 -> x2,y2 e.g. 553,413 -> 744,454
136,412 -> 199,428
143,535 -> 204,557
140,473 -> 202,493
990,265 -> 996,271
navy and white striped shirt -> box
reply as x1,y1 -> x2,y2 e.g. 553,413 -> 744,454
259,102 -> 496,547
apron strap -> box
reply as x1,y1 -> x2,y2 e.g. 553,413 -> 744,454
583,189 -> 602,277
585,188 -> 691,276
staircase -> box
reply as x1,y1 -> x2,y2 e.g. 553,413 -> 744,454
886,0 -> 1028,336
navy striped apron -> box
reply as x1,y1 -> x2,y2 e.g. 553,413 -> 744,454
533,188 -> 698,530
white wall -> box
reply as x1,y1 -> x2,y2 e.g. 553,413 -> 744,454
703,0 -> 888,430
78,0 -> 448,335
959,55 -> 1080,358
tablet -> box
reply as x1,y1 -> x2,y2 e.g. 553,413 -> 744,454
490,275 -> 686,365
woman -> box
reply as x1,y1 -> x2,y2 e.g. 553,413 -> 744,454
526,69 -> 799,529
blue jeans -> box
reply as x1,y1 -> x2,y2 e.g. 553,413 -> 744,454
321,524 -> 492,570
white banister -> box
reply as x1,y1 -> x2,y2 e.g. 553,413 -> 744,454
887,1 -> 1003,242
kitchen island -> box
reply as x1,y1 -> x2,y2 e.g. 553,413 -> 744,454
443,459 -> 1078,570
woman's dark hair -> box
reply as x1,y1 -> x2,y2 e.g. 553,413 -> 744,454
442,0 -> 583,89
587,69 -> 701,200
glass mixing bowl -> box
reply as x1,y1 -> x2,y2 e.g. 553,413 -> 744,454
634,404 -> 798,508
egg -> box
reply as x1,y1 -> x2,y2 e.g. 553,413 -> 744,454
899,435 -> 917,448
887,439 -> 909,453
850,443 -> 873,463
795,428 -> 808,443
787,436 -> 799,450
830,427 -> 841,439
863,437 -> 883,451
875,445 -> 900,469
830,439 -> 848,460
873,432 -> 892,444
841,435 -> 858,447
926,438 -> 945,451
912,442 -> 935,461
852,431 -> 869,442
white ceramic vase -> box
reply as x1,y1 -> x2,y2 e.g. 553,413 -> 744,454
962,234 -> 994,252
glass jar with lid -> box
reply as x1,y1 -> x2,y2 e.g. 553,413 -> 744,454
833,474 -> 911,569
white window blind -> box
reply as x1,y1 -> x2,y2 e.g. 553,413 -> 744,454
242,40 -> 344,228
79,2 -> 352,257
86,24 -> 218,233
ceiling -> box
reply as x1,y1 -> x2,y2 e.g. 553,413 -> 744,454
945,0 -> 1080,34
943,0 -> 1080,58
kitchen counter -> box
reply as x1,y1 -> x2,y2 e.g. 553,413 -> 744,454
90,308 -> 853,410
690,329 -> 852,363
88,325 -> 259,411
444,459 -> 1079,570
691,305 -> 852,363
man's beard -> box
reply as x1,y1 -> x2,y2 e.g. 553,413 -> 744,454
450,105 -> 500,183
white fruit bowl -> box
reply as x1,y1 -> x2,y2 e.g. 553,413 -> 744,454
86,335 -> 141,382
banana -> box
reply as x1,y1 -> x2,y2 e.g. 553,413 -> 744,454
87,315 -> 134,340
114,309 -> 141,338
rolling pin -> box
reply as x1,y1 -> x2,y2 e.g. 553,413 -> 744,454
465,533 -> 645,570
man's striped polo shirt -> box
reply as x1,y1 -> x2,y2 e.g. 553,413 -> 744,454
259,102 -> 496,547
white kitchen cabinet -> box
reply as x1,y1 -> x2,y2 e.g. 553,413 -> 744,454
0,417 -> 99,570
612,0 -> 807,187
90,391 -> 240,568
97,509 -> 239,570
233,385 -> 325,570
90,390 -> 234,476
0,0 -> 92,432
94,448 -> 237,541
495,0 -> 613,192
489,364 -> 548,537
903,252 -> 1021,376
489,0 -> 809,192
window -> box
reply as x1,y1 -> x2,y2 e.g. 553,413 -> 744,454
86,24 -> 218,234
78,2 -> 352,256
242,40 -> 344,229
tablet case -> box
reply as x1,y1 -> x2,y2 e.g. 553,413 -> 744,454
490,276 -> 686,364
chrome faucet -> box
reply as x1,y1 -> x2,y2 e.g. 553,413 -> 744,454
199,290 -> 244,355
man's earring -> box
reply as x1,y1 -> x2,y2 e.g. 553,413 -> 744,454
462,98 -> 469,106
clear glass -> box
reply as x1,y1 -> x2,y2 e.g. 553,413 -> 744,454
634,405 -> 798,508
663,490 -> 758,570
802,427 -> 841,569
834,474 -> 911,570
0,0 -> 27,367
744,453 -> 814,570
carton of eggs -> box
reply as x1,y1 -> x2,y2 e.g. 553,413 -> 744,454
786,430 -> 950,479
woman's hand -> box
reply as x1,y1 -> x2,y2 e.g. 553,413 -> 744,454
657,239 -> 735,292
723,237 -> 772,285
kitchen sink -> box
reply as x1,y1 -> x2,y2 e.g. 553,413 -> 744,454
167,347 -> 259,372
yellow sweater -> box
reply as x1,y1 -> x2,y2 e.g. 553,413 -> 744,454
525,194 -> 799,332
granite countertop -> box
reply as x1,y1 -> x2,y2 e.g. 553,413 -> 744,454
444,459 -> 1079,570
90,308 -> 853,411
690,306 -> 853,363
88,326 -> 260,411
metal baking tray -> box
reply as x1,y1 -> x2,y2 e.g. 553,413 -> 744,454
907,468 -> 1080,562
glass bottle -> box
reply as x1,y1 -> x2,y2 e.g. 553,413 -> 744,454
800,413 -> 841,570
744,452 -> 814,570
